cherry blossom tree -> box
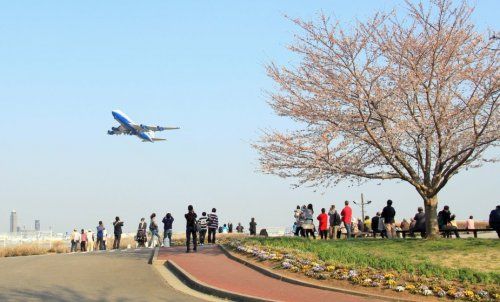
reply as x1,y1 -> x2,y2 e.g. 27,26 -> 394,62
255,0 -> 499,238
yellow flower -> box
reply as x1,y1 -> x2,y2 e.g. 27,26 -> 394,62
384,273 -> 395,279
464,290 -> 474,298
405,284 -> 415,290
326,265 -> 336,272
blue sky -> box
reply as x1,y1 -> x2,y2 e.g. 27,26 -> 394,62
0,1 -> 498,233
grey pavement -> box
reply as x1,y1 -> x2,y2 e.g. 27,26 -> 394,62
0,249 -> 204,302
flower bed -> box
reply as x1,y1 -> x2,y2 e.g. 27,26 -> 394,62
226,239 -> 499,301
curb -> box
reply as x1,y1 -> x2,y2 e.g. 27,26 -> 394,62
219,245 -> 419,302
167,259 -> 278,302
148,247 -> 159,264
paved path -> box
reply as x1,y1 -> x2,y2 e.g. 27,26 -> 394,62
158,245 -> 382,302
0,249 -> 203,302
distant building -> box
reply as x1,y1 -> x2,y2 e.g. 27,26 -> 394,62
35,220 -> 40,231
10,210 -> 18,233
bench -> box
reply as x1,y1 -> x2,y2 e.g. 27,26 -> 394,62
397,228 -> 495,238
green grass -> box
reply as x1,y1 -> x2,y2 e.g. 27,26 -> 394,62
239,237 -> 500,285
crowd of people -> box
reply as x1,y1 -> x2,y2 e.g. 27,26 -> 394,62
292,201 -> 500,239
68,204 -> 499,252
68,206 -> 259,252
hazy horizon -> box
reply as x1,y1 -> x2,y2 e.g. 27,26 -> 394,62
1,1 -> 499,234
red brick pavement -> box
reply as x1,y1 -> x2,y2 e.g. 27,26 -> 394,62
158,245 -> 383,302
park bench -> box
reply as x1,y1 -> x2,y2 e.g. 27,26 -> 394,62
397,228 -> 495,238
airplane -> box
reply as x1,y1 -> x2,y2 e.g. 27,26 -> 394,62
107,109 -> 179,142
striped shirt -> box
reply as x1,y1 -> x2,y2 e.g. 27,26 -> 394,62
207,213 -> 218,229
198,217 -> 208,230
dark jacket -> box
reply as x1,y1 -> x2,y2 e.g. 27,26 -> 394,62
371,216 -> 380,231
162,216 -> 174,230
185,212 -> 197,228
381,206 -> 396,224
328,210 -> 341,226
489,208 -> 500,229
438,210 -> 451,227
413,212 -> 426,231
113,221 -> 124,235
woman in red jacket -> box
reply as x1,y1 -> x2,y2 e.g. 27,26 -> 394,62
317,208 -> 329,240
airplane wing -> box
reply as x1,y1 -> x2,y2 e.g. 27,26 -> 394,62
132,124 -> 180,132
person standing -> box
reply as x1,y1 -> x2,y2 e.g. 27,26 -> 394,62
381,200 -> 396,238
185,205 -> 198,253
113,216 -> 124,250
489,205 -> 500,238
148,213 -> 160,248
317,208 -> 328,240
249,218 -> 257,235
466,216 -> 475,234
328,205 -> 341,240
96,221 -> 105,250
198,212 -> 208,245
371,213 -> 380,238
102,227 -> 108,250
136,218 -> 147,248
162,213 -> 174,247
236,223 -> 244,233
80,229 -> 87,252
340,201 -> 352,239
294,206 -> 303,236
70,229 -> 80,252
411,207 -> 426,238
303,204 -> 316,239
228,222 -> 233,233
207,208 -> 219,244
87,229 -> 94,252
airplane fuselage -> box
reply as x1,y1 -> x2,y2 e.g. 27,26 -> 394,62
111,110 -> 154,142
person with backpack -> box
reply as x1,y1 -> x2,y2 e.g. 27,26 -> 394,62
328,205 -> 341,239
185,205 -> 198,253
198,212 -> 208,246
112,216 -> 124,249
148,213 -> 160,248
207,208 -> 218,244
162,213 -> 174,247
96,221 -> 105,250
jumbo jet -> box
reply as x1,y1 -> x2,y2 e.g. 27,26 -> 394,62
107,110 -> 179,142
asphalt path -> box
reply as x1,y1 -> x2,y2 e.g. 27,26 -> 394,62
0,248 -> 203,302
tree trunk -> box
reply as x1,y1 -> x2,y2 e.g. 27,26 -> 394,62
424,195 -> 440,239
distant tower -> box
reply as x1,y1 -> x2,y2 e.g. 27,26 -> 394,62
10,210 -> 18,233
35,220 -> 40,232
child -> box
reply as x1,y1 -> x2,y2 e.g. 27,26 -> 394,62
198,212 -> 208,245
